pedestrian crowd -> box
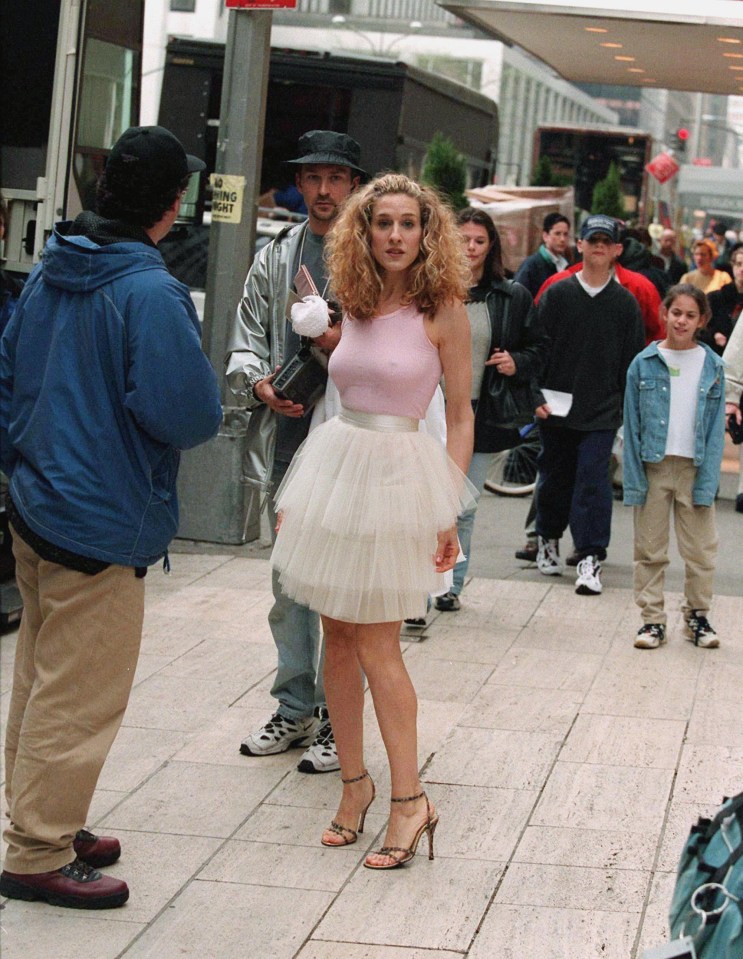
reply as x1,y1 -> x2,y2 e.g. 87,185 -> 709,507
0,126 -> 739,912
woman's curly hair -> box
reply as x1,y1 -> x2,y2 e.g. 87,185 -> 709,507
325,173 -> 470,319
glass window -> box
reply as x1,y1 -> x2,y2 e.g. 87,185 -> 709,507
170,0 -> 196,11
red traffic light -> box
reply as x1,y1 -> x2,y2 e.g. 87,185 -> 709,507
677,128 -> 690,141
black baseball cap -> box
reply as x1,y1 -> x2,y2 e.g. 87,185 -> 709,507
580,215 -> 621,243
106,126 -> 205,193
285,130 -> 366,179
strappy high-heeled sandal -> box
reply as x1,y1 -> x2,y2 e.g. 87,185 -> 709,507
363,790 -> 439,870
321,770 -> 376,848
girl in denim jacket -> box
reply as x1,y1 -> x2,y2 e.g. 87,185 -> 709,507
623,284 -> 726,650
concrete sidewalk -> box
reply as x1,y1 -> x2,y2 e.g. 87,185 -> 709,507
1,554 -> 741,959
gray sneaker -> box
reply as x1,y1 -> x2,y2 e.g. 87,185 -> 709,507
240,712 -> 318,757
536,536 -> 563,576
297,719 -> 340,774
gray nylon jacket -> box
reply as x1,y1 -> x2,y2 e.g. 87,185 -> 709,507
225,221 -> 309,496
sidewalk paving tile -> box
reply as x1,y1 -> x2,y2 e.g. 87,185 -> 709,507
426,726 -> 563,789
496,860 -> 649,912
122,881 -> 334,959
201,838 -> 364,892
459,684 -> 581,733
559,714 -> 686,769
513,825 -> 657,871
234,802 -> 388,851
485,646 -> 605,691
100,761 -> 284,837
673,744 -> 743,804
636,870 -> 677,956
91,829 -> 222,924
420,783 -> 536,861
314,857 -> 502,951
0,910 -> 144,959
532,763 -> 674,833
96,726 -> 192,792
468,903 -> 638,959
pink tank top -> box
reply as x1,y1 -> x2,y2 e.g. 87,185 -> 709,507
328,304 -> 442,420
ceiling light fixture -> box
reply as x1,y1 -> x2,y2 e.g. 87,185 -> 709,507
614,55 -> 636,62
600,42 -> 623,48
627,68 -> 644,73
584,27 -> 608,33
723,52 -> 743,58
729,65 -> 743,70
718,37 -> 741,44
641,78 -> 657,83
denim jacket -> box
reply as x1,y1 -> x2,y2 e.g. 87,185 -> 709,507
622,341 -> 725,507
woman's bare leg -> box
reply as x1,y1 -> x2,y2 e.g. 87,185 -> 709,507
320,616 -> 373,845
355,622 -> 435,866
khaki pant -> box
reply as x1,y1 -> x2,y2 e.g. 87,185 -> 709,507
3,530 -> 144,874
633,457 -> 718,625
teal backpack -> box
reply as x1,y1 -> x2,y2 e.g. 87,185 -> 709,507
668,792 -> 743,958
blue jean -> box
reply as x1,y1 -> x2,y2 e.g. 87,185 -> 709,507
267,460 -> 324,720
452,452 -> 494,595
535,425 -> 615,561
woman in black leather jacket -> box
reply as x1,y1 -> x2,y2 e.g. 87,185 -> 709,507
435,209 -> 548,611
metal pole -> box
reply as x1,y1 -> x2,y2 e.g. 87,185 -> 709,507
201,8 -> 272,397
176,9 -> 272,545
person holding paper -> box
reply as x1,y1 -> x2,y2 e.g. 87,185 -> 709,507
533,215 -> 645,595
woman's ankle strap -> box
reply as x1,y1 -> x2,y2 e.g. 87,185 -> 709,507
390,790 -> 425,803
341,770 -> 369,785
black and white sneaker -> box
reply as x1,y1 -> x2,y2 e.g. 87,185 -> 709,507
297,718 -> 339,774
634,623 -> 666,649
684,610 -> 720,648
575,555 -> 602,595
434,591 -> 461,612
239,712 -> 318,756
536,536 -> 563,576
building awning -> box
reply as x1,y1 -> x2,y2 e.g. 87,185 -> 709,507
439,0 -> 743,95
676,165 -> 743,214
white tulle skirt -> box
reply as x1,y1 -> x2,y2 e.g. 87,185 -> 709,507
271,407 -> 477,624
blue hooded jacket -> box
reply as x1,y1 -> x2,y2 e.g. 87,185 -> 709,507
0,220 -> 222,566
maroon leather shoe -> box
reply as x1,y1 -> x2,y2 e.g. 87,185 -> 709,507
73,828 -> 121,868
0,859 -> 129,909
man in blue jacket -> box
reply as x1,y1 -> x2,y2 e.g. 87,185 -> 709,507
0,126 -> 222,909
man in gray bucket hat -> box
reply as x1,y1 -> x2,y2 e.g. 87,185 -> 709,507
226,131 -> 365,773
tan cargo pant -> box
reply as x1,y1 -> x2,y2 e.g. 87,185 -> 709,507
3,530 -> 144,873
633,457 -> 718,626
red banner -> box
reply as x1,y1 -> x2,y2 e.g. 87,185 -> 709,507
645,152 -> 680,185
226,0 -> 296,7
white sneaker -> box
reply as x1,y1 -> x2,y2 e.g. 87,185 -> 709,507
536,536 -> 563,576
684,611 -> 720,648
297,718 -> 340,774
240,712 -> 318,756
575,555 -> 602,595
634,624 -> 666,649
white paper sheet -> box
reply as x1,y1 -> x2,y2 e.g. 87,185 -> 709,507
542,389 -> 573,417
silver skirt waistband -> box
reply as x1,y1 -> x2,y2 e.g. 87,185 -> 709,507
339,407 -> 419,433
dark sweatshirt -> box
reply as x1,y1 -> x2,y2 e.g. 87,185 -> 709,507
537,275 -> 645,432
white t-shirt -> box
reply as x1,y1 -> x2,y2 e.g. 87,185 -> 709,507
658,345 -> 705,458
575,269 -> 614,297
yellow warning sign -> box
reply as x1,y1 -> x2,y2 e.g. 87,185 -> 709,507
209,174 -> 246,223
